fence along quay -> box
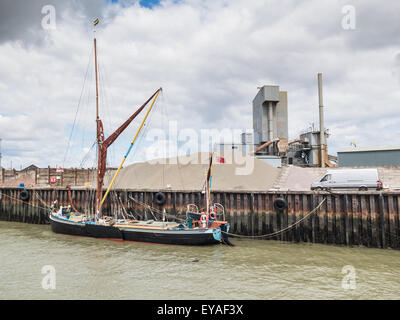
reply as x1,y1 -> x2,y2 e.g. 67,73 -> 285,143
0,187 -> 399,249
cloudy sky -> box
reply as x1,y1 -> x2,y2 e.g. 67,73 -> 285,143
0,0 -> 399,169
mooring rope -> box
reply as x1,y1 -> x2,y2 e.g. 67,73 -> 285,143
221,198 -> 327,239
33,191 -> 51,209
0,192 -> 50,211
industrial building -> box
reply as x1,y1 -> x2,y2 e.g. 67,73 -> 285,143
338,147 -> 400,167
216,74 -> 337,168
252,85 -> 288,147
251,75 -> 335,168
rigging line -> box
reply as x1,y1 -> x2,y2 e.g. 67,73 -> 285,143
110,191 -> 119,219
129,196 -> 163,214
99,62 -> 114,131
129,195 -> 157,221
115,94 -> 164,190
79,139 -> 97,168
97,62 -> 105,127
160,91 -> 166,188
100,89 -> 162,208
147,205 -> 158,221
172,114 -> 185,190
100,64 -> 116,167
159,92 -> 168,165
125,212 -> 138,220
111,96 -> 161,190
62,47 -> 93,168
34,191 -> 51,209
116,195 -> 129,220
134,93 -> 162,152
98,62 -> 112,167
159,91 -> 186,190
113,93 -> 161,190
135,93 -> 161,150
80,62 -> 94,163
128,196 -> 186,222
222,198 -> 327,239
98,62 -> 113,142
73,50 -> 93,168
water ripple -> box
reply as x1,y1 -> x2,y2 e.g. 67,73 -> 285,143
0,221 -> 399,299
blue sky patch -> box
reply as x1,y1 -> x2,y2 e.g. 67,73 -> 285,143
106,0 -> 162,9
140,0 -> 162,8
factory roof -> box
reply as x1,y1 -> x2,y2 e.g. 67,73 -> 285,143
339,146 -> 400,153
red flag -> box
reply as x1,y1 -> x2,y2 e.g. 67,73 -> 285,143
216,156 -> 225,163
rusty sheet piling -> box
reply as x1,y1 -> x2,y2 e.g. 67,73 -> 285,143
0,187 -> 399,249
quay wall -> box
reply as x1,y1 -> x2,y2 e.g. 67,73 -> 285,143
0,167 -> 99,187
0,187 -> 399,249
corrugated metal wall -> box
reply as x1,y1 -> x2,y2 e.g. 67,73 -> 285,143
338,150 -> 400,167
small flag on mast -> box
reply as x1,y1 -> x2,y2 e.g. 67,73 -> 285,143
94,18 -> 99,26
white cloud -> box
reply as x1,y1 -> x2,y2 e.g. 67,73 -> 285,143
0,0 -> 399,169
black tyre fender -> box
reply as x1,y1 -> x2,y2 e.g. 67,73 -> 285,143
20,189 -> 30,201
154,192 -> 166,205
273,197 -> 287,211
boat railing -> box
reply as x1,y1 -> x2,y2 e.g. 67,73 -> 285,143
186,204 -> 199,215
213,203 -> 225,221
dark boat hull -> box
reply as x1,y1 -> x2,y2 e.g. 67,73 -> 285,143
119,227 -> 219,245
50,215 -> 221,245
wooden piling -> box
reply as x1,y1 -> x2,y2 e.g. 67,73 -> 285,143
378,194 -> 386,248
388,195 -> 397,248
0,187 -> 399,250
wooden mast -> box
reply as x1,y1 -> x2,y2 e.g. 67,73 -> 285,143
94,38 -> 99,125
94,33 -> 102,217
90,18 -> 160,218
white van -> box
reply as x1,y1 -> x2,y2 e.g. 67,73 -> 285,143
311,169 -> 383,191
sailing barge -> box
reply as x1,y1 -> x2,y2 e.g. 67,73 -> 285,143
50,205 -> 230,245
49,20 -> 231,246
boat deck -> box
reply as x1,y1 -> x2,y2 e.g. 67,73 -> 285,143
114,220 -> 180,230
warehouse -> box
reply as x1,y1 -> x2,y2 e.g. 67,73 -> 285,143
338,147 -> 400,167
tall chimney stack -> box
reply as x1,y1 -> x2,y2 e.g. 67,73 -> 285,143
318,73 -> 326,168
